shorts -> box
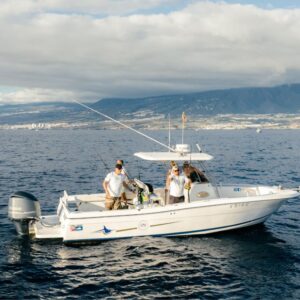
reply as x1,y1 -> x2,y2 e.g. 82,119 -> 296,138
105,197 -> 121,210
169,195 -> 184,204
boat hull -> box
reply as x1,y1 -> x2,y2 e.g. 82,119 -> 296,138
59,197 -> 285,243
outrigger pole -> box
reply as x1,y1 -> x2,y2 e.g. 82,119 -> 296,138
73,99 -> 175,152
182,112 -> 187,145
168,113 -> 171,152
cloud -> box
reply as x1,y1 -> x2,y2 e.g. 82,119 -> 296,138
0,1 -> 300,104
0,88 -> 78,104
0,0 -> 185,17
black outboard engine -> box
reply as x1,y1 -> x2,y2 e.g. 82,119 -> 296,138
8,191 -> 41,236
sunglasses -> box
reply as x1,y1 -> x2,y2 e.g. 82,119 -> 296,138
174,170 -> 179,172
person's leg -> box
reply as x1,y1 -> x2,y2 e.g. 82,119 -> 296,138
173,196 -> 184,203
105,198 -> 114,210
113,198 -> 121,210
169,195 -> 175,204
178,196 -> 185,203
121,192 -> 127,201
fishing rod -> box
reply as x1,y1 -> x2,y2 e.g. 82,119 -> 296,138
98,153 -> 110,173
73,99 -> 175,152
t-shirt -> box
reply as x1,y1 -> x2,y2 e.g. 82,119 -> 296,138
169,174 -> 186,197
104,172 -> 126,197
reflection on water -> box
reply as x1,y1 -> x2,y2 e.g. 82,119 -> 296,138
1,226 -> 296,299
0,129 -> 300,299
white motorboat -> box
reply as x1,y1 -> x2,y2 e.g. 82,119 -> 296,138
8,142 -> 299,244
8,103 -> 300,244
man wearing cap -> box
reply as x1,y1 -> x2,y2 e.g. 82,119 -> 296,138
103,164 -> 128,210
165,166 -> 187,204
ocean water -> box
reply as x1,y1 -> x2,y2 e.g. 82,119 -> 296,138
0,129 -> 299,299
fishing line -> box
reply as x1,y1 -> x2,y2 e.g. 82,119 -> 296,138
73,99 -> 175,152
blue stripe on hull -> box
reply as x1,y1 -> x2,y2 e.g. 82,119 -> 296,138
64,213 -> 272,243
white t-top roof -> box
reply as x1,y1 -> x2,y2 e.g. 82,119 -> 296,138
134,152 -> 213,161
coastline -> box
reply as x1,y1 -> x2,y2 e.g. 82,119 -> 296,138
1,114 -> 300,130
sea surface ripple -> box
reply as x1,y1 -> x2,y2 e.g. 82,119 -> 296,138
0,129 -> 299,299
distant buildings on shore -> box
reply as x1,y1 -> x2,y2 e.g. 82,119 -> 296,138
0,114 -> 300,130
30,123 -> 49,130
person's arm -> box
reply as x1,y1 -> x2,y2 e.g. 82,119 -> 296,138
122,167 -> 130,180
103,175 -> 111,198
184,176 -> 192,189
123,181 -> 130,190
103,181 -> 110,197
165,170 -> 170,185
166,175 -> 172,190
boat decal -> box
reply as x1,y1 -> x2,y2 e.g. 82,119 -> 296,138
102,226 -> 113,235
95,226 -> 137,234
138,221 -> 149,230
150,221 -> 178,227
116,227 -> 137,232
94,225 -> 113,235
70,225 -> 83,232
96,221 -> 178,233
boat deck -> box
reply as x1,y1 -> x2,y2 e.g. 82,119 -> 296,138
33,215 -> 62,239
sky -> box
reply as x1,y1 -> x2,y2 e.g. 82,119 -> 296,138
0,0 -> 300,104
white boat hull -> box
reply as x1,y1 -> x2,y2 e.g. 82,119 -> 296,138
30,185 -> 298,243
60,199 -> 282,243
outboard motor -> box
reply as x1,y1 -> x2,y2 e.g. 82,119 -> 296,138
8,191 -> 41,236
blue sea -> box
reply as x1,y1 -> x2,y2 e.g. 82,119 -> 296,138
0,129 -> 299,299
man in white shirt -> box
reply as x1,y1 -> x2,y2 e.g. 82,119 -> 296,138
103,164 -> 128,210
165,166 -> 187,204
116,159 -> 132,201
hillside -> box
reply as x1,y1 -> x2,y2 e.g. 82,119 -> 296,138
1,84 -> 300,125
92,84 -> 300,117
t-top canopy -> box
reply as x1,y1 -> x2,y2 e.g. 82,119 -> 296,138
134,152 -> 213,161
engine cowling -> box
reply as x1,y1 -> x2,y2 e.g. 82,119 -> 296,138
8,191 -> 41,235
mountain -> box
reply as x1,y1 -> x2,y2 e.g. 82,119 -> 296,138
0,102 -> 83,125
1,84 -> 300,125
92,84 -> 300,117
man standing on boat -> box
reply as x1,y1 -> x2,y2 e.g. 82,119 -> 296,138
116,159 -> 130,202
103,164 -> 128,210
166,165 -> 187,204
